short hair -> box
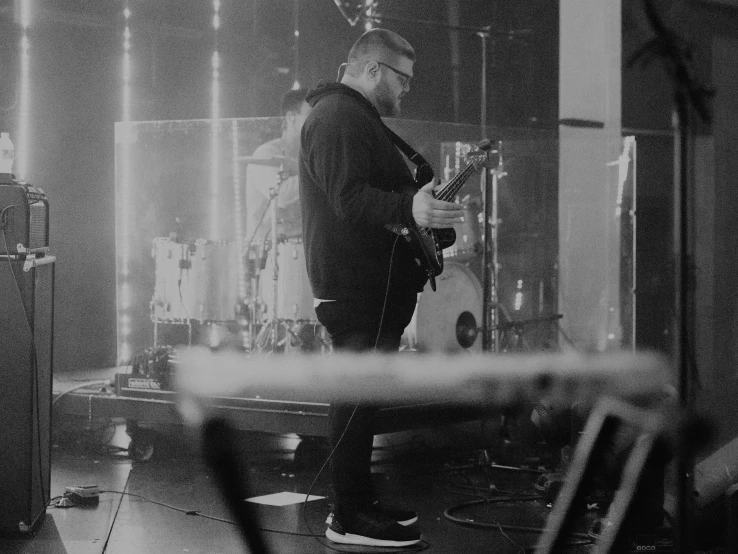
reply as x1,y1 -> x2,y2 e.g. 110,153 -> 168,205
346,29 -> 415,76
280,88 -> 308,116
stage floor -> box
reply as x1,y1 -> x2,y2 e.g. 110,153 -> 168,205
0,402 -> 604,554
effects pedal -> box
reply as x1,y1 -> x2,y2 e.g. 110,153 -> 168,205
64,485 -> 100,506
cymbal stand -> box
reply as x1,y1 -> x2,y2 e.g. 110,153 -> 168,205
255,163 -> 288,353
242,188 -> 272,351
481,142 -> 506,352
243,245 -> 262,352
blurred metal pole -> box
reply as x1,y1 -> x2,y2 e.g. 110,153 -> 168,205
445,0 -> 461,122
477,29 -> 489,134
672,99 -> 694,554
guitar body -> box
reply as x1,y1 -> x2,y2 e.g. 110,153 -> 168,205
385,139 -> 492,291
386,180 -> 454,291
405,224 -> 447,290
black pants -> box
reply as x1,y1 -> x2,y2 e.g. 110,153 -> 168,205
315,292 -> 417,522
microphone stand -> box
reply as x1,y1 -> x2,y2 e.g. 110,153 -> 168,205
627,2 -> 713,552
481,141 -> 505,352
268,164 -> 282,352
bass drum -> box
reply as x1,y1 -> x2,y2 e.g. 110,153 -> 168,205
403,262 -> 483,352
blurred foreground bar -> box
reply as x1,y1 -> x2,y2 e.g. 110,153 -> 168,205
175,349 -> 670,421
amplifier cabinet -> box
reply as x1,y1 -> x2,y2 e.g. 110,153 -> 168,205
0,181 -> 49,256
0,255 -> 55,535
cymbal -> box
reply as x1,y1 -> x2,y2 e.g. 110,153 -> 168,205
237,155 -> 297,167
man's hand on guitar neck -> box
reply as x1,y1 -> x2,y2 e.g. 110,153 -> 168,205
412,179 -> 465,229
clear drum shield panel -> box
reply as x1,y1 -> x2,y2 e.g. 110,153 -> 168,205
114,117 -> 633,360
114,117 -> 283,362
387,120 -> 561,353
558,131 -> 636,352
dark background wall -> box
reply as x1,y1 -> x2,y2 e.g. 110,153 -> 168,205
623,1 -> 738,453
1,0 -> 738,375
622,1 -> 738,362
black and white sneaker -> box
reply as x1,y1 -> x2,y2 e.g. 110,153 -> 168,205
326,510 -> 421,547
325,501 -> 418,527
371,500 -> 418,526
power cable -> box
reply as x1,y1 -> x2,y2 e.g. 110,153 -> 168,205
52,379 -> 111,406
51,488 -> 421,545
443,497 -> 593,550
100,475 -> 130,552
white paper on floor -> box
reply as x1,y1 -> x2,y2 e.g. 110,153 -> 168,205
245,492 -> 325,506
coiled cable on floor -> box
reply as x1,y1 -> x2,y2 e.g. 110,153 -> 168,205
443,497 -> 593,550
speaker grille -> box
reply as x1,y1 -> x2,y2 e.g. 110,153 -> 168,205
29,201 -> 48,250
0,184 -> 49,255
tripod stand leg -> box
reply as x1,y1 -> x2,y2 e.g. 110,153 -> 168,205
535,397 -> 665,554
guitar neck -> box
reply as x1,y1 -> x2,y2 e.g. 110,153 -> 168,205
433,162 -> 477,202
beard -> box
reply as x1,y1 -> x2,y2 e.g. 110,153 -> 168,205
373,80 -> 401,117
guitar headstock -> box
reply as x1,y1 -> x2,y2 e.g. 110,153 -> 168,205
467,138 -> 494,170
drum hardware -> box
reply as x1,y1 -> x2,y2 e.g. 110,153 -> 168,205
252,318 -> 329,354
240,153 -> 325,353
457,313 -> 564,353
237,154 -> 297,169
293,321 -> 331,352
248,157 -> 295,353
240,240 -> 271,352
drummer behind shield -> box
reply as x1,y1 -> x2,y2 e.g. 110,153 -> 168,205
245,89 -> 311,244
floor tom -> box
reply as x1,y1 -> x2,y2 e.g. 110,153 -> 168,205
151,237 -> 239,322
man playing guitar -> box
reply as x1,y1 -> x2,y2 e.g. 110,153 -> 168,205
299,28 -> 463,548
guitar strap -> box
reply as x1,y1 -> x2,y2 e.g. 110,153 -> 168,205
382,123 -> 435,188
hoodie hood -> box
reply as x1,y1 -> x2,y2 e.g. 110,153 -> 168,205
305,81 -> 379,117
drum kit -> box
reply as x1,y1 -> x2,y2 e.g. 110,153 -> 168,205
150,154 -> 327,353
149,148 -> 557,354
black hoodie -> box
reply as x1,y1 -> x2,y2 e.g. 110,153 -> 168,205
299,82 -> 428,301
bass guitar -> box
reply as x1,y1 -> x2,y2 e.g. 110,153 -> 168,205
386,139 -> 492,291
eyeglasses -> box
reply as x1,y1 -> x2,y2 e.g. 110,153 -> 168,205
338,60 -> 413,86
375,61 -> 412,87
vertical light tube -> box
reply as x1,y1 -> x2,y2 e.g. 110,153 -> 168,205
292,0 -> 300,90
231,120 -> 246,301
118,5 -> 132,365
210,0 -> 221,240
16,0 -> 31,180
364,0 -> 377,31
